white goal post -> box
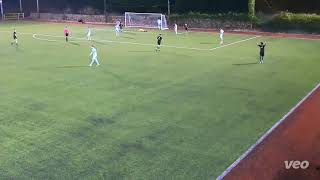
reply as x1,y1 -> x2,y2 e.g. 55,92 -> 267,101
125,12 -> 168,30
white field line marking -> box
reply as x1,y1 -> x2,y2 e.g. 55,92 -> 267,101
0,30 -> 34,35
91,28 -> 217,36
210,36 -> 260,50
0,30 -> 258,51
216,83 -> 320,180
6,23 -> 46,29
283,37 -> 320,41
33,33 -> 159,47
33,34 -> 89,42
92,28 -> 143,34
32,34 -> 58,42
72,28 -> 155,37
31,33 -> 259,51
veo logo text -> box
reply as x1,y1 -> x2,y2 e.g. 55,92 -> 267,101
284,160 -> 309,169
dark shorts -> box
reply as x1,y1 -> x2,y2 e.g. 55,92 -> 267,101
260,52 -> 265,56
13,36 -> 17,39
65,33 -> 69,37
157,41 -> 161,45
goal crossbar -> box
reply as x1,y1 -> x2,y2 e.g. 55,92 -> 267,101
125,12 -> 168,30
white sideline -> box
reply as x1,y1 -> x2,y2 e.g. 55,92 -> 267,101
216,83 -> 320,180
31,33 -> 259,51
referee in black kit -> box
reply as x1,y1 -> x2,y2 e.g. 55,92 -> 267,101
257,42 -> 267,64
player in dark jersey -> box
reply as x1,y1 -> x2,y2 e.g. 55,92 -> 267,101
11,29 -> 18,46
184,24 -> 189,32
257,42 -> 266,64
119,22 -> 123,32
156,34 -> 163,52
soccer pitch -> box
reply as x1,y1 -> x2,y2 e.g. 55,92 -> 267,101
0,21 -> 319,179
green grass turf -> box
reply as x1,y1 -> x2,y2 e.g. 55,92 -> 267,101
0,21 -> 319,179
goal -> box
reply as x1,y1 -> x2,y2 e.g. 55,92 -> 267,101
3,13 -> 25,20
125,12 -> 168,30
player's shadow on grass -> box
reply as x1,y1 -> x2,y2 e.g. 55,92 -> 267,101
103,69 -> 127,83
121,36 -> 135,40
200,42 -> 215,45
56,65 -> 88,68
124,32 -> 137,35
232,62 -> 259,66
128,50 -> 154,53
14,46 -> 23,52
92,40 -> 107,45
69,42 -> 80,46
103,69 -> 146,87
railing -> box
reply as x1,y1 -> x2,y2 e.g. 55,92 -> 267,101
3,13 -> 25,20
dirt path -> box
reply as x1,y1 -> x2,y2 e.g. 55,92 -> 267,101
218,84 -> 320,180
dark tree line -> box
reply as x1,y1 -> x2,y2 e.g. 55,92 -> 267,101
257,0 -> 320,13
3,0 -> 320,14
175,0 -> 248,13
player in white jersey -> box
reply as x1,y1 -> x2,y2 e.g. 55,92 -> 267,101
89,45 -> 100,67
174,23 -> 178,35
157,18 -> 161,30
86,26 -> 92,41
219,28 -> 224,45
115,23 -> 120,36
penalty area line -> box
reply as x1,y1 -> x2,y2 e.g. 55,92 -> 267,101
32,33 -> 260,52
210,36 -> 260,51
33,34 -> 57,42
32,34 -> 88,42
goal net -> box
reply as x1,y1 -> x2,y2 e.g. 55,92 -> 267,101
125,12 -> 168,30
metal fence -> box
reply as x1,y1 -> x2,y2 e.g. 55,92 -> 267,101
2,0 -> 171,17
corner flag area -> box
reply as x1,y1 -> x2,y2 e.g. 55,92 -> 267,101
218,83 -> 320,180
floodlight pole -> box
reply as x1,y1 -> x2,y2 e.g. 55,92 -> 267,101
167,0 -> 170,15
104,0 -> 107,22
36,0 -> 39,18
0,0 -> 3,20
19,0 -> 22,13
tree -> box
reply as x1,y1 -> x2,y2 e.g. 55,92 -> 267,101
248,0 -> 255,19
